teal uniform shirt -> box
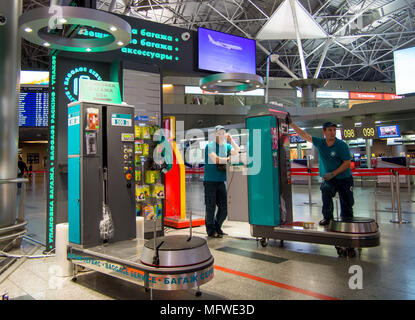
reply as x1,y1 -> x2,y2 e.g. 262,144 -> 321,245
312,137 -> 352,179
204,141 -> 232,182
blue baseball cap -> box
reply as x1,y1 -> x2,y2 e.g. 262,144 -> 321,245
322,121 -> 337,129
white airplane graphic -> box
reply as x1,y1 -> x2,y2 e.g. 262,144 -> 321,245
208,34 -> 242,51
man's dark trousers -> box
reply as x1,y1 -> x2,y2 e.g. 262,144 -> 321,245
204,181 -> 227,235
320,177 -> 354,220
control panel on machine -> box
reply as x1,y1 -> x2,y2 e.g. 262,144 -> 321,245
122,133 -> 135,187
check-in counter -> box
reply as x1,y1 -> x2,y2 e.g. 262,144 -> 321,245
376,157 -> 407,185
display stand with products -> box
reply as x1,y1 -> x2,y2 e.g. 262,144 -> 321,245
133,116 -> 166,238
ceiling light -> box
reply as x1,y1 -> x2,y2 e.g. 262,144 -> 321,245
19,6 -> 131,52
199,72 -> 264,94
86,48 -> 91,52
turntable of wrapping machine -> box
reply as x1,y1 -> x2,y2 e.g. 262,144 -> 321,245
251,217 -> 380,258
68,236 -> 214,294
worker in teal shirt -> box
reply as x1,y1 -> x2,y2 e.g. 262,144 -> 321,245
288,117 -> 354,226
204,125 -> 240,238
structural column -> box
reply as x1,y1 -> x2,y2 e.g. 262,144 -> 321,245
0,0 -> 22,227
366,139 -> 372,169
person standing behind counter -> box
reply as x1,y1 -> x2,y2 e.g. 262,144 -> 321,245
287,115 -> 354,226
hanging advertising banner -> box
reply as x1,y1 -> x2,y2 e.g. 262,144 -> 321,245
349,92 -> 384,100
79,14 -> 198,74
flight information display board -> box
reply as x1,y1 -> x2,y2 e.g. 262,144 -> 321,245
19,87 -> 49,127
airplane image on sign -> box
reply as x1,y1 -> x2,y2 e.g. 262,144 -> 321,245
208,34 -> 242,51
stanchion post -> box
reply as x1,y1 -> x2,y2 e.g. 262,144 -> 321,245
386,169 -> 395,212
396,171 -> 402,223
391,170 -> 395,211
375,190 -> 378,223
390,170 -> 410,224
405,156 -> 414,203
303,155 -> 316,205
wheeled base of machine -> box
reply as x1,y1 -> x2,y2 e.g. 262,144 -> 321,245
251,218 -> 380,257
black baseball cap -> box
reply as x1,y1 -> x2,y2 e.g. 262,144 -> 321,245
322,121 -> 337,129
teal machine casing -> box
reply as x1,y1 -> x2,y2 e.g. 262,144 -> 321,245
246,112 -> 293,227
68,101 -> 136,248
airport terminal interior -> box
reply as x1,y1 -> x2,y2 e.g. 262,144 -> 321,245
1,0 -> 415,303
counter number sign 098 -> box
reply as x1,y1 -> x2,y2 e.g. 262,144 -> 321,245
343,128 -> 356,139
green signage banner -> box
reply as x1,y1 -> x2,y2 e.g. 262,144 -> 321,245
79,79 -> 122,104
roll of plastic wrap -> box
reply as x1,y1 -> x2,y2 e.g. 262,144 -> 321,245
55,223 -> 72,277
136,216 -> 144,240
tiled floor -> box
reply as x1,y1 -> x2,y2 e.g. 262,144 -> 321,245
1,179 -> 415,300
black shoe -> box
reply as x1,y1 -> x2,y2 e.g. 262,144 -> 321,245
217,230 -> 228,236
208,232 -> 222,238
319,219 -> 331,226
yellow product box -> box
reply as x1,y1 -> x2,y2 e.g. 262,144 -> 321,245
134,125 -> 141,138
143,205 -> 154,220
145,171 -> 156,184
151,184 -> 165,199
142,143 -> 149,157
142,184 -> 150,199
141,126 -> 151,139
135,171 -> 141,182
135,143 -> 143,156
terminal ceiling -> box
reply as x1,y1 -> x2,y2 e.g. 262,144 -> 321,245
22,0 -> 415,83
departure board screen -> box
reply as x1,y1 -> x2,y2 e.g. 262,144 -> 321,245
19,87 -> 49,127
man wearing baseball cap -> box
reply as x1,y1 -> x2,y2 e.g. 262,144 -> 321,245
203,125 -> 240,238
287,115 -> 354,226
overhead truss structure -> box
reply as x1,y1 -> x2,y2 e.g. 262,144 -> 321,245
22,0 -> 415,82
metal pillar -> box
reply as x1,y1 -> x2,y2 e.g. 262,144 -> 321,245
289,79 -> 328,108
265,54 -> 271,103
296,143 -> 302,159
366,139 -> 372,169
0,0 -> 22,228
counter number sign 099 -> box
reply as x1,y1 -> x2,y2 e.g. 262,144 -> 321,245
362,127 -> 375,138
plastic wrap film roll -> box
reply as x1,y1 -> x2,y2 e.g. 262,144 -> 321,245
136,216 -> 144,239
55,223 -> 72,277
100,204 -> 114,241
